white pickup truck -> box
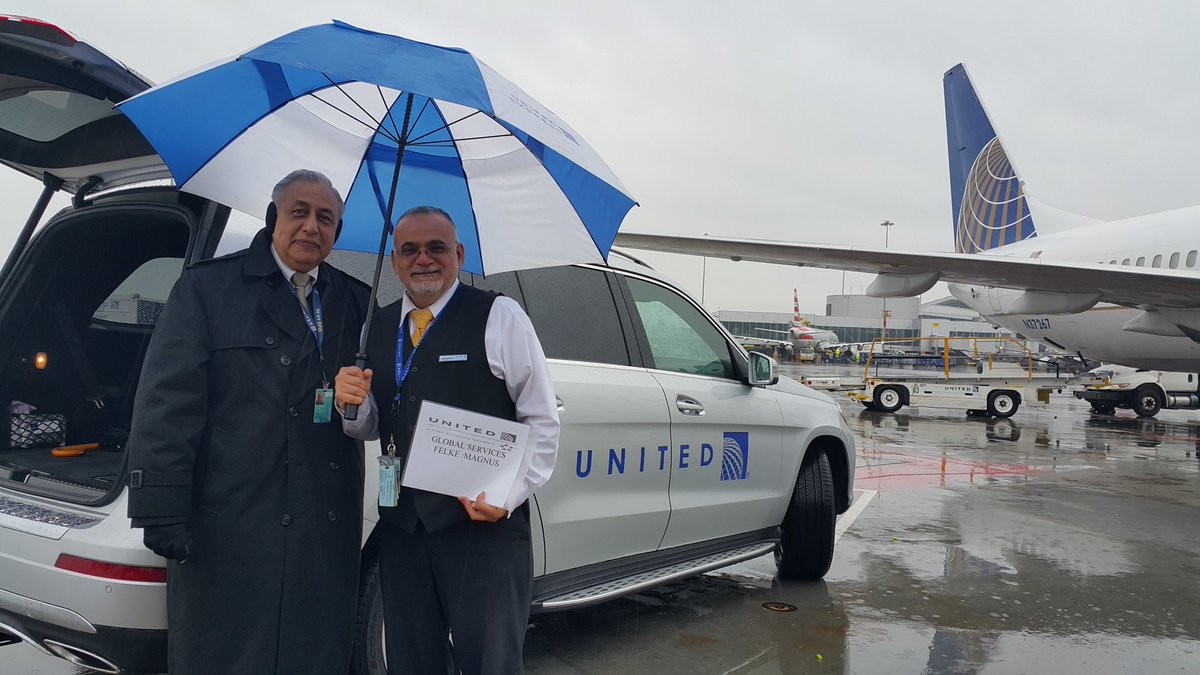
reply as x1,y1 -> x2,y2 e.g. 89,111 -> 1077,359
1075,365 -> 1199,418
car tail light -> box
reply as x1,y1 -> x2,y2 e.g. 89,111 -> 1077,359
0,15 -> 76,46
55,554 -> 166,582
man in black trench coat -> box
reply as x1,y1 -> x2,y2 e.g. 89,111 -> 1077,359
126,169 -> 369,674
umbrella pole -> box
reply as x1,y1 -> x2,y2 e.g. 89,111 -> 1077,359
344,93 -> 415,421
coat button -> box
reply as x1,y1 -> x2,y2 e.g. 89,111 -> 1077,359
288,407 -> 299,417
411,366 -> 419,373
281,515 -> 292,526
327,511 -> 336,522
408,395 -> 416,402
280,356 -> 291,366
409,425 -> 416,432
329,461 -> 339,471
265,336 -> 275,346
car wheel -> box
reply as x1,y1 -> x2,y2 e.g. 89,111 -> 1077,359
1132,386 -> 1162,418
987,391 -> 1018,418
1089,401 -> 1115,415
775,448 -> 835,580
351,548 -> 387,675
872,385 -> 904,413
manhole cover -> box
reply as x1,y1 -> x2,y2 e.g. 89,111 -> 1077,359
761,601 -> 796,612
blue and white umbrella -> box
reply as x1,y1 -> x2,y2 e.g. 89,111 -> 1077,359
118,20 -> 636,277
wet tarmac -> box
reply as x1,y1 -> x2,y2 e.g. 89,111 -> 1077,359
8,365 -> 1200,673
523,365 -> 1200,673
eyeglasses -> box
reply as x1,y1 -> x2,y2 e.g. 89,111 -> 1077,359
394,240 -> 458,259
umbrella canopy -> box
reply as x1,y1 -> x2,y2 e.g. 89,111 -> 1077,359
117,20 -> 636,276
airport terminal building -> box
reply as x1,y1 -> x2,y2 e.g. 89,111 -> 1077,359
718,294 -> 1015,348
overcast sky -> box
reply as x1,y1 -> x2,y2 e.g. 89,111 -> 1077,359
4,1 -> 1199,313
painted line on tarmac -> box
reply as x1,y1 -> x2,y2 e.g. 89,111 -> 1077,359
835,489 -> 876,542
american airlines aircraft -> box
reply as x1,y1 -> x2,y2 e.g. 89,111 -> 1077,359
615,64 -> 1200,372
756,288 -> 840,349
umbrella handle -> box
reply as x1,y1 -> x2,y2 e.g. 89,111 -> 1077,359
342,354 -> 368,421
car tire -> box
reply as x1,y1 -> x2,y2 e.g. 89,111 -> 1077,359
351,547 -> 387,675
872,385 -> 904,413
1132,386 -> 1162,418
775,449 -> 835,580
987,391 -> 1018,418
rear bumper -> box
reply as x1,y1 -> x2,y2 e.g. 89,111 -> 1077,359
0,608 -> 165,673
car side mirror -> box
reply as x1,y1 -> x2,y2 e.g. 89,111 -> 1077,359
747,351 -> 778,386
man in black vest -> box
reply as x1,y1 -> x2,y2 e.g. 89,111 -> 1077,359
335,205 -> 560,674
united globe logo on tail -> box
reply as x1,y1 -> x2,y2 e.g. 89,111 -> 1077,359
944,63 -> 1038,254
720,432 -> 749,481
954,137 -> 1034,253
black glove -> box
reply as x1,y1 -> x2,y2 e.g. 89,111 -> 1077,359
142,523 -> 192,563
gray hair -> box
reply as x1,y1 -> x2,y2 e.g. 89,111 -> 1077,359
397,205 -> 455,230
271,169 -> 344,216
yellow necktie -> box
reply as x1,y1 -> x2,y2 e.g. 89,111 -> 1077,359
410,308 -> 433,346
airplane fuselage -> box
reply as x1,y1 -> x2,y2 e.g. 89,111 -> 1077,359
950,205 -> 1200,371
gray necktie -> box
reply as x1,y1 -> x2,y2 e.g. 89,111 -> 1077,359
291,272 -> 310,312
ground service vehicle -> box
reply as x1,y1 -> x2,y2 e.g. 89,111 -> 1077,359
1075,365 -> 1200,418
0,19 -> 856,674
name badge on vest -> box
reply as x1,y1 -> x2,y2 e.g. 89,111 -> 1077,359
438,354 -> 468,363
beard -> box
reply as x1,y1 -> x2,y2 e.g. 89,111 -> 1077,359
407,267 -> 447,297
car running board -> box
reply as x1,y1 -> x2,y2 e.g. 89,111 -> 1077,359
534,540 -> 778,611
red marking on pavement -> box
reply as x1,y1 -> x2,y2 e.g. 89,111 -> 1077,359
856,448 -> 1034,490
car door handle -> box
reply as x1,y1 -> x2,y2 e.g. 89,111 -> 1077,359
555,396 -> 564,413
675,394 -> 706,416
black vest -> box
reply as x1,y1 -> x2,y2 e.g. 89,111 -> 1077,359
366,285 -> 517,532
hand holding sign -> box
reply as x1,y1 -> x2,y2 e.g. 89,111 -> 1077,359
401,401 -> 530,509
458,492 -> 509,522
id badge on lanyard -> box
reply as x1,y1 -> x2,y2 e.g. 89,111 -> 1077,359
291,284 -> 334,424
379,310 -> 437,507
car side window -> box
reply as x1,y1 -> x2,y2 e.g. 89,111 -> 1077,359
515,267 -> 630,366
469,271 -> 526,309
92,257 -> 184,325
624,277 -> 735,379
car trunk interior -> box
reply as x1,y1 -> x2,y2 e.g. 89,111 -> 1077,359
0,202 -> 190,503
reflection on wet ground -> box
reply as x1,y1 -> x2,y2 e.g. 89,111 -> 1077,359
526,365 -> 1200,674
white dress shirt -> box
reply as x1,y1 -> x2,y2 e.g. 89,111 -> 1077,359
270,244 -> 318,297
343,280 -> 560,513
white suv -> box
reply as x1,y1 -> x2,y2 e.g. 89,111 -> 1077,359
0,18 -> 856,674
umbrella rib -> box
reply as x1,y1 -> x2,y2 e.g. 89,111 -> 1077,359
408,133 -> 513,145
377,84 -> 402,142
406,110 -> 498,145
309,90 -> 399,143
307,76 -> 400,143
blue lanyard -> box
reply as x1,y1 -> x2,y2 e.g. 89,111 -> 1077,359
394,309 -> 439,401
288,284 -> 325,368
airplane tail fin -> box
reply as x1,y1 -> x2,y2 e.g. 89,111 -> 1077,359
944,64 -> 1036,253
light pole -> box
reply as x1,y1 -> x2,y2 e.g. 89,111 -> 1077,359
880,220 -> 894,341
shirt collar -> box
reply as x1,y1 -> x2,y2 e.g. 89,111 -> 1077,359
402,280 -> 460,321
270,243 -> 319,287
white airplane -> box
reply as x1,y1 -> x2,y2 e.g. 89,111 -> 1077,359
756,288 -> 841,349
615,63 -> 1200,372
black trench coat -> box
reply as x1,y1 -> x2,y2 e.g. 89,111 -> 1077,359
127,229 -> 368,674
